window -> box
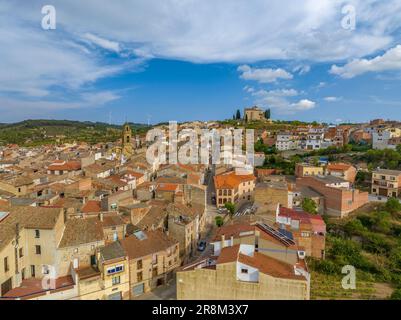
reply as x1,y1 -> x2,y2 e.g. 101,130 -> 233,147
152,267 -> 158,277
4,257 -> 9,272
31,265 -> 36,277
241,268 -> 248,274
35,245 -> 41,255
137,260 -> 143,270
137,271 -> 143,282
19,247 -> 23,258
112,276 -> 121,286
107,264 -> 124,275
21,268 -> 25,280
35,229 -> 40,238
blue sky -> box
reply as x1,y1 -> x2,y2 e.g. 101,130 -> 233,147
1,0 -> 401,124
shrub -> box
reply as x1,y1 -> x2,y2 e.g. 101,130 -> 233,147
385,197 -> 401,215
301,197 -> 317,214
390,288 -> 401,300
215,216 -> 224,227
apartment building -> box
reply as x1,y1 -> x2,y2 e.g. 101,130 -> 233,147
305,133 -> 324,150
326,163 -> 357,183
296,176 -> 368,218
177,222 -> 310,300
295,163 -> 324,177
120,230 -> 180,297
276,133 -> 299,151
75,241 -> 130,300
372,129 -> 393,150
0,207 -> 67,298
166,203 -> 204,262
276,207 -> 326,259
214,171 -> 256,207
371,169 -> 401,198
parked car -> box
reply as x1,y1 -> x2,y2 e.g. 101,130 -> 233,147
197,240 -> 207,252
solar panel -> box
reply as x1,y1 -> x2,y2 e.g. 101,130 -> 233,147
257,223 -> 296,246
0,212 -> 10,222
133,230 -> 147,241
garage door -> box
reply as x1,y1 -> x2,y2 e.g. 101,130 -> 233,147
108,292 -> 122,300
1,278 -> 12,296
132,283 -> 144,296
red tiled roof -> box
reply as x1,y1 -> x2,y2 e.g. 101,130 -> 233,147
156,183 -> 178,192
1,276 -> 74,299
214,171 -> 255,189
82,200 -> 101,213
327,163 -> 353,171
48,160 -> 81,171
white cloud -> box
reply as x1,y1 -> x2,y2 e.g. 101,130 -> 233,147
293,64 -> 311,75
243,85 -> 255,93
324,96 -> 342,102
82,33 -> 121,53
238,65 -> 293,83
330,45 -> 401,78
8,0 -> 400,63
291,99 -> 316,111
253,89 -> 299,97
250,88 -> 315,114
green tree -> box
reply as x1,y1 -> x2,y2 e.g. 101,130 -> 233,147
264,108 -> 271,119
301,198 -> 317,214
224,202 -> 236,215
385,197 -> 401,215
215,216 -> 224,227
236,109 -> 241,120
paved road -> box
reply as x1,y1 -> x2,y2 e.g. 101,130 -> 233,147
132,279 -> 177,300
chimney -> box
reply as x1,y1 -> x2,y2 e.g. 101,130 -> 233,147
255,230 -> 260,252
221,234 -> 225,249
230,236 -> 234,247
99,213 -> 104,222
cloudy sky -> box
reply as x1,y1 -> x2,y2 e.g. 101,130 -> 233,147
1,0 -> 401,123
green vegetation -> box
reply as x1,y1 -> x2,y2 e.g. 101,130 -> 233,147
236,109 -> 241,120
254,139 -> 277,155
391,288 -> 401,300
215,216 -> 224,227
385,197 -> 401,215
309,198 -> 401,299
264,108 -> 271,120
301,198 -> 317,214
358,148 -> 401,170
258,154 -> 302,175
224,202 -> 236,216
0,119 -> 150,146
305,143 -> 370,158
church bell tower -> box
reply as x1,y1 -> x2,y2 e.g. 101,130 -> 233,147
121,122 -> 134,158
